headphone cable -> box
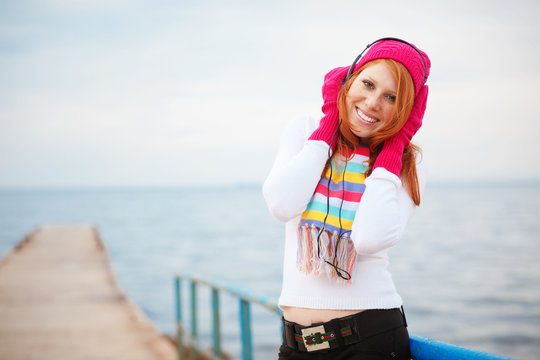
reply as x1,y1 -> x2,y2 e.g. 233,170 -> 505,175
315,119 -> 353,281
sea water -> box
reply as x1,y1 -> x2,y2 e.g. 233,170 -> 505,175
0,183 -> 538,360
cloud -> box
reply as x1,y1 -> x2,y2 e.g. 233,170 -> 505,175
1,0 -> 539,187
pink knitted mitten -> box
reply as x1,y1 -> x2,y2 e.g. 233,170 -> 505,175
308,66 -> 350,151
374,85 -> 429,177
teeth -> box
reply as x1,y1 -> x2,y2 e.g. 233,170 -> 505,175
357,108 -> 377,123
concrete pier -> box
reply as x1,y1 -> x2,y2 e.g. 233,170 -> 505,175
0,225 -> 177,360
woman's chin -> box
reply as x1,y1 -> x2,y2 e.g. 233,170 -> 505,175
350,129 -> 372,144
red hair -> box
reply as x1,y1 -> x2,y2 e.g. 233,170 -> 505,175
334,59 -> 422,205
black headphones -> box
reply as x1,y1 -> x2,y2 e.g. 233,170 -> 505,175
344,37 -> 428,84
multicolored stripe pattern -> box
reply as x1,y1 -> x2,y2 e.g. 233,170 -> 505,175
296,145 -> 370,283
300,145 -> 369,234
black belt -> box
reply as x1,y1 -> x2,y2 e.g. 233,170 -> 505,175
282,308 -> 407,353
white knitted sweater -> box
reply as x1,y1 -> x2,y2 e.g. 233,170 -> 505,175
263,115 -> 426,310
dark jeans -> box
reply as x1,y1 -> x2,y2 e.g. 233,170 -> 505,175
278,310 -> 411,360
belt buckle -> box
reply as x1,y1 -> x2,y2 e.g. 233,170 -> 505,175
301,325 -> 331,352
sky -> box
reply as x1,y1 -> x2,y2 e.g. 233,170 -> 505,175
1,0 -> 539,188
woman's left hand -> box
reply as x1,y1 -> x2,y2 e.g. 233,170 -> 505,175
373,85 -> 429,177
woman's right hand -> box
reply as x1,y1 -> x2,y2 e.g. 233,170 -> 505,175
308,66 -> 350,150
322,65 -> 350,104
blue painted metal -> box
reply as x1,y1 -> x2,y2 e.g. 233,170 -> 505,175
182,273 -> 281,314
175,277 -> 182,322
239,299 -> 253,360
410,335 -> 514,360
174,277 -> 185,360
174,273 -> 513,360
211,288 -> 222,357
190,280 -> 198,360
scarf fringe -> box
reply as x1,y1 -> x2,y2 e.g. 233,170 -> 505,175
296,224 -> 357,284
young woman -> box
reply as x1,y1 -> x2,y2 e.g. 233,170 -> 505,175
263,39 -> 431,359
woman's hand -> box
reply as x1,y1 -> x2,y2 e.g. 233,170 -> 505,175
308,66 -> 350,151
373,85 -> 429,177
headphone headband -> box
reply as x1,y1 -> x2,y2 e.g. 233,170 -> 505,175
345,37 -> 428,85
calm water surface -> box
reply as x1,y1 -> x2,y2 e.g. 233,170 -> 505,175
0,183 -> 538,359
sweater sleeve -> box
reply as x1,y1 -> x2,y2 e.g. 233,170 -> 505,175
262,115 -> 330,222
351,155 -> 427,255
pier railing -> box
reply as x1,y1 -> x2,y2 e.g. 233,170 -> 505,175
174,273 -> 513,360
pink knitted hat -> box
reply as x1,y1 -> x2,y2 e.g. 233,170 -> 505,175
353,39 -> 431,95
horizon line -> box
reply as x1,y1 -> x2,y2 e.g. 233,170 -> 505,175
1,178 -> 540,192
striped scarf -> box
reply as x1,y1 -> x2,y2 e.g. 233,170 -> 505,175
297,145 -> 369,284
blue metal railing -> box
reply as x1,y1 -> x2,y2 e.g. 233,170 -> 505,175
174,274 -> 514,360
174,273 -> 280,360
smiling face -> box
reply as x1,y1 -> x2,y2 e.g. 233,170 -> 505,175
345,61 -> 398,144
